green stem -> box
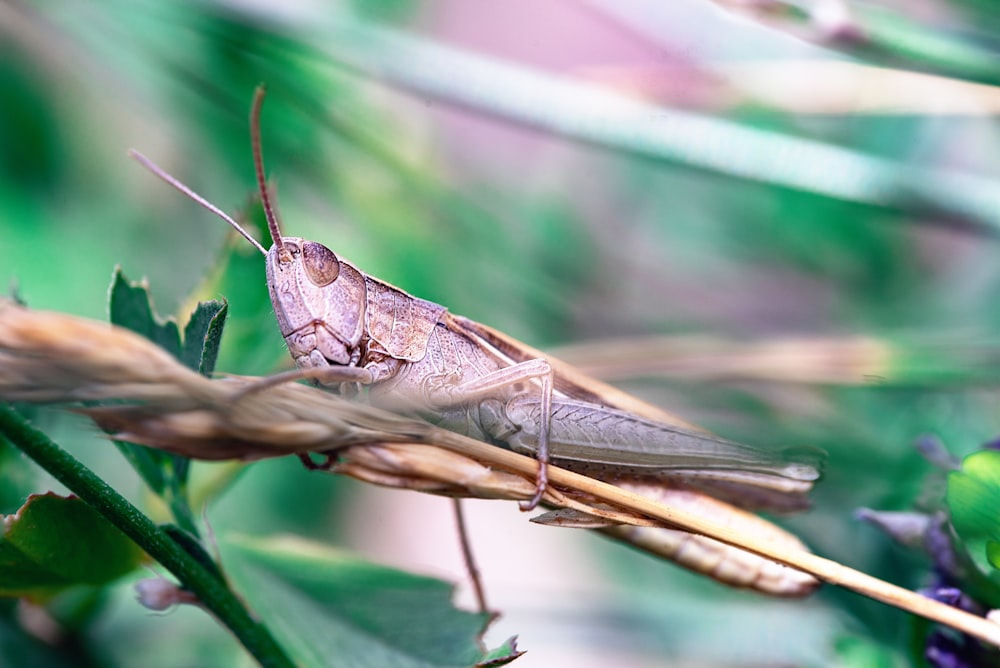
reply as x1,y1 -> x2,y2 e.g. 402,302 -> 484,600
0,404 -> 294,668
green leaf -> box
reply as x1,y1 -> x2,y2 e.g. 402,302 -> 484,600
108,266 -> 229,378
0,430 -> 36,515
221,534 -> 508,668
108,266 -> 182,358
107,268 -> 186,497
0,493 -> 143,598
947,450 -> 1000,576
987,540 -> 1000,570
832,633 -> 906,668
477,638 -> 523,667
180,299 -> 228,376
199,235 -> 289,376
107,268 -> 231,535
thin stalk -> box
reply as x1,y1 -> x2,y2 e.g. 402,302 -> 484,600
419,430 -> 1000,648
452,499 -> 488,614
0,404 -> 295,668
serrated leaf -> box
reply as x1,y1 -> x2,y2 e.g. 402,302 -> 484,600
221,534 -> 505,668
180,300 -> 228,376
477,637 -> 523,667
196,235 -> 288,376
947,450 -> 1000,577
107,268 -> 187,496
108,267 -> 182,358
106,268 -> 221,535
0,494 -> 143,598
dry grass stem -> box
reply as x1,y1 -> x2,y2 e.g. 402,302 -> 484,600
2,300 -> 999,644
552,334 -> 896,385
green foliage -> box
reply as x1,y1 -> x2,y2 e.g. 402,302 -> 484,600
0,282 -> 504,667
107,269 -> 227,535
222,534 -> 501,668
192,233 -> 289,376
0,435 -> 36,516
3,1 -> 1000,666
0,494 -> 142,597
948,451 -> 1000,578
832,634 -> 907,668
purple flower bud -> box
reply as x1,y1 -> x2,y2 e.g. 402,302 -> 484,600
925,629 -> 966,668
921,587 -> 983,615
135,578 -> 199,612
915,434 -> 960,470
855,508 -> 930,548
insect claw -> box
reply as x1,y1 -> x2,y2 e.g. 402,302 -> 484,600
298,451 -> 337,471
519,463 -> 549,511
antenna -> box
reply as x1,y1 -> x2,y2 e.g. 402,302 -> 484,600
250,85 -> 285,255
128,149 -> 267,256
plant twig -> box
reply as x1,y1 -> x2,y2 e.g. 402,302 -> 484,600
452,499 -> 489,614
3,300 -> 1000,645
0,404 -> 294,668
418,434 -> 1000,647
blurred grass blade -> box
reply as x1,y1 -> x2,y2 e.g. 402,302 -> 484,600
693,0 -> 1000,87
551,333 -> 1000,387
297,13 -> 1000,232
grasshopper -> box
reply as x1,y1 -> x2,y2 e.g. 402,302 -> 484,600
130,87 -> 820,594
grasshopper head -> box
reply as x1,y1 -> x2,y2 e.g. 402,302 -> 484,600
130,87 -> 371,370
265,236 -> 367,367
247,87 -> 367,369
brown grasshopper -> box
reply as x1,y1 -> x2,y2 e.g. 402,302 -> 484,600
130,87 -> 821,594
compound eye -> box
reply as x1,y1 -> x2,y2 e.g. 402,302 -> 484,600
301,241 -> 341,286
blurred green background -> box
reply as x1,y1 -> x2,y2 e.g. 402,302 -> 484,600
5,0 -> 1000,665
